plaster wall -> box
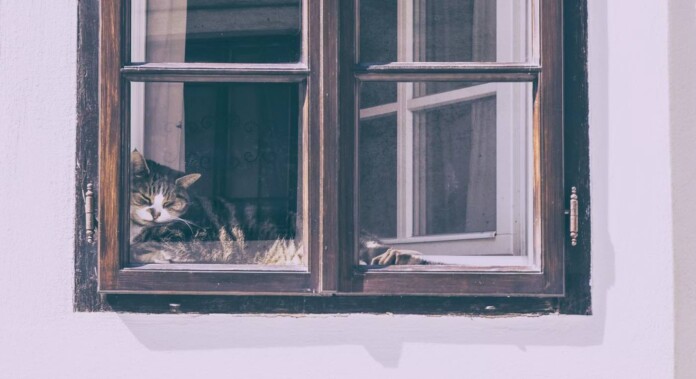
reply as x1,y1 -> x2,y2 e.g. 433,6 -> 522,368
0,0 -> 679,378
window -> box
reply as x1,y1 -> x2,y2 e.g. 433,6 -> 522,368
356,1 -> 532,262
75,0 -> 590,314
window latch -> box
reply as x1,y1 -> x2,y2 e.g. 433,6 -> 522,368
569,187 -> 579,246
85,183 -> 95,243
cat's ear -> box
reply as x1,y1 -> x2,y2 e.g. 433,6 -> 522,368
131,149 -> 150,176
176,173 -> 201,189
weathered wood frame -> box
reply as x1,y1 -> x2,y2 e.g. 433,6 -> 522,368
76,0 -> 591,314
338,0 -> 563,296
98,0 -> 320,294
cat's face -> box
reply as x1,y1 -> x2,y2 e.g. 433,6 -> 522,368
130,150 -> 200,226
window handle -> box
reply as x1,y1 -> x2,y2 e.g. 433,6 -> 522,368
569,187 -> 579,246
85,183 -> 95,243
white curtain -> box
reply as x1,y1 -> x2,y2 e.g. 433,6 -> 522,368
464,0 -> 497,232
415,0 -> 497,234
131,0 -> 188,171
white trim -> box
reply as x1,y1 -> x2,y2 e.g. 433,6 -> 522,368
130,256 -> 537,272
359,102 -> 398,120
381,231 -> 496,245
524,83 -> 537,265
396,0 -> 415,240
301,0 -> 309,65
406,83 -> 498,112
497,0 -> 515,62
496,84 -> 515,238
530,0 -> 540,64
131,0 -> 148,63
421,255 -> 535,270
515,83 -> 534,257
386,234 -> 517,256
497,0 -> 535,63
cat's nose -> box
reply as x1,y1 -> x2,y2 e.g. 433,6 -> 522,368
148,208 -> 161,221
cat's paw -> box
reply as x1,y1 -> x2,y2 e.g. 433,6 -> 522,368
370,249 -> 425,265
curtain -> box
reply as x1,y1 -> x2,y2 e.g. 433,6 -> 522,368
464,0 -> 497,232
418,0 -> 497,235
131,0 -> 188,172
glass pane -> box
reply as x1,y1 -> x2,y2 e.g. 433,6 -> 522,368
358,81 -> 533,266
130,0 -> 302,63
359,0 -> 534,63
361,82 -> 397,109
418,97 -> 497,235
359,114 -> 398,239
359,0 -> 398,63
128,82 -> 304,267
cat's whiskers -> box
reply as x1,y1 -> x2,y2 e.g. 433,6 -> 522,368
171,217 -> 201,234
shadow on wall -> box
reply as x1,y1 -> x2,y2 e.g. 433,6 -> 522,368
115,0 -> 615,368
670,0 -> 696,377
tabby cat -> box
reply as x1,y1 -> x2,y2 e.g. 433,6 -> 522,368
129,150 -> 425,266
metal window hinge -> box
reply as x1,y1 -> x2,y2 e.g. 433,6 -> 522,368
569,187 -> 579,246
85,183 -> 95,243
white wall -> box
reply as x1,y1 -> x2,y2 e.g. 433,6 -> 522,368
0,0 -> 679,378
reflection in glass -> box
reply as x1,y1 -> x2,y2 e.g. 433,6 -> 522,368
128,82 -> 304,267
417,97 -> 497,236
359,114 -> 397,239
131,0 -> 302,63
358,81 -> 532,264
360,0 -> 533,63
359,0 -> 398,63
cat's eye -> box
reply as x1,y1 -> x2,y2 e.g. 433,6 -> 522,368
165,200 -> 184,210
132,194 -> 150,205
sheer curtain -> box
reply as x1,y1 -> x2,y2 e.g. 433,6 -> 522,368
131,0 -> 187,172
463,0 -> 497,233
358,0 -> 499,238
416,0 -> 497,235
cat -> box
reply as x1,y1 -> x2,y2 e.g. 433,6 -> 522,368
129,150 -> 425,266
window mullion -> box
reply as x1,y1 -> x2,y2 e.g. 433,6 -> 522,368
317,0 -> 340,293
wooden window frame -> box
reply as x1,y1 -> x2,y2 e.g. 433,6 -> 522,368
98,0 -> 319,294
339,0 -> 562,296
75,0 -> 591,315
